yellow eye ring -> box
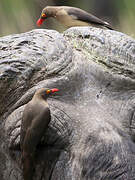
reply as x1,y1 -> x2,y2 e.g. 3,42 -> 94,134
42,13 -> 46,18
46,89 -> 51,94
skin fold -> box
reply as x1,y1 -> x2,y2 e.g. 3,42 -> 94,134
1,27 -> 135,180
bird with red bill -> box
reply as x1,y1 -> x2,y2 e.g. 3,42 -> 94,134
20,88 -> 59,180
36,6 -> 113,29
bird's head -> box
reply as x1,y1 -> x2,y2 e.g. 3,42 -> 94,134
35,88 -> 59,99
36,6 -> 57,26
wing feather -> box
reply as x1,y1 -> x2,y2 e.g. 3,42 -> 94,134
66,7 -> 113,30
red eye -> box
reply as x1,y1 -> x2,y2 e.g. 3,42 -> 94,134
42,13 -> 46,18
46,90 -> 51,94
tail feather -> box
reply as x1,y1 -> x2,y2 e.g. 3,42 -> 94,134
104,22 -> 114,30
22,151 -> 35,180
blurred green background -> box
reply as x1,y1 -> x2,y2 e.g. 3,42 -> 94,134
0,0 -> 135,37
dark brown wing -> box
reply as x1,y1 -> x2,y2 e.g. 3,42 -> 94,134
66,6 -> 113,30
21,103 -> 51,151
20,101 -> 34,150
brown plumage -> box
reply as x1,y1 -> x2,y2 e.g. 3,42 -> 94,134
20,88 -> 59,180
37,6 -> 113,30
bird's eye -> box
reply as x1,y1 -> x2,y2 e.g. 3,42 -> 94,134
46,89 -> 51,94
42,13 -> 46,18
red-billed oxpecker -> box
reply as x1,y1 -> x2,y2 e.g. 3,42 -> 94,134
37,6 -> 113,30
20,88 -> 59,180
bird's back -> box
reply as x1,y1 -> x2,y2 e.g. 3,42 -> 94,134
20,98 -> 50,149
55,6 -> 113,29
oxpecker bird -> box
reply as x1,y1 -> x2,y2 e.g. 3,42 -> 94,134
36,6 -> 113,30
20,88 -> 59,180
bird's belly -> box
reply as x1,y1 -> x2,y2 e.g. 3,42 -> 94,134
56,15 -> 90,28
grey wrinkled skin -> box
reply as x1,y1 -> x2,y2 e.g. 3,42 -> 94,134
0,27 -> 135,180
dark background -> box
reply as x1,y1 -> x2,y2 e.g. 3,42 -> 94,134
0,0 -> 135,37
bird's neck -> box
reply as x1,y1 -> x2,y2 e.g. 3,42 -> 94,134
33,94 -> 47,101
